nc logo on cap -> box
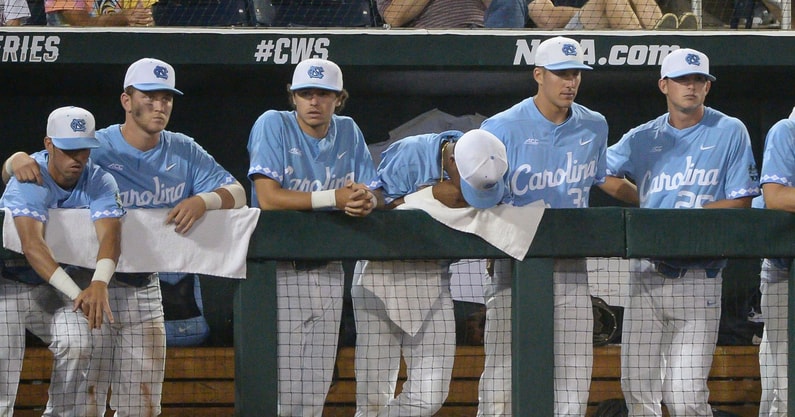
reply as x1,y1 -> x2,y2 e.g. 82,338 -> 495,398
70,118 -> 87,133
307,66 -> 325,80
685,53 -> 701,67
562,43 -> 578,57
153,65 -> 169,80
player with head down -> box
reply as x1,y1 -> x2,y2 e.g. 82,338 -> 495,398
603,48 -> 759,416
4,58 -> 247,416
0,106 -> 124,416
247,58 -> 377,417
352,128 -> 508,417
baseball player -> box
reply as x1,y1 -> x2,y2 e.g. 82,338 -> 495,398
4,58 -> 246,416
478,36 -> 636,417
352,129 -> 508,417
247,58 -> 377,417
604,48 -> 760,416
0,106 -> 124,416
751,107 -> 795,417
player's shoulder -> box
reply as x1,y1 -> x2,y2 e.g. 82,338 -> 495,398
621,115 -> 664,141
703,107 -> 747,131
485,97 -> 533,123
768,117 -> 795,134
572,102 -> 607,123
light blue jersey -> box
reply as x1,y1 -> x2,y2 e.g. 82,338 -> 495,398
92,125 -> 237,209
759,118 -> 795,190
481,97 -> 608,208
368,131 -> 463,205
755,119 -> 795,271
247,110 -> 376,207
1,150 -> 124,222
607,107 -> 760,209
0,150 -> 124,284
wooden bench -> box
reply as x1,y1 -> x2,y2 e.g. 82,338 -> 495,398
14,347 -> 235,417
327,345 -> 763,417
14,344 -> 762,417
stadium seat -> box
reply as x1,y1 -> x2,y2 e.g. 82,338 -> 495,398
249,0 -> 378,27
152,0 -> 250,26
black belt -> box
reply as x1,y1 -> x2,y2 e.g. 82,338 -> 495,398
653,262 -> 720,279
292,260 -> 329,272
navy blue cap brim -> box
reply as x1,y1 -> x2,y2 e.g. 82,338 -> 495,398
663,70 -> 716,81
51,137 -> 100,150
131,83 -> 184,95
290,83 -> 342,92
542,61 -> 593,71
461,179 -> 505,209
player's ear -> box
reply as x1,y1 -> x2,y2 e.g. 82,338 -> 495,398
43,136 -> 53,151
121,91 -> 132,113
658,78 -> 668,95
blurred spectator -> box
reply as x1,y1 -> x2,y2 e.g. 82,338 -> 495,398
484,0 -> 528,27
377,0 -> 488,27
45,0 -> 153,25
527,0 -> 687,29
1,0 -> 30,25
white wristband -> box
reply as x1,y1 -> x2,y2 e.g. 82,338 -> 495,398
4,159 -> 13,177
197,192 -> 223,210
311,189 -> 337,209
92,258 -> 116,285
49,267 -> 81,300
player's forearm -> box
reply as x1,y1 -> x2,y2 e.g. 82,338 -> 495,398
22,243 -> 60,282
210,182 -> 247,209
598,176 -> 639,205
2,152 -> 26,184
94,218 -> 122,264
703,196 -> 753,209
762,183 -> 795,212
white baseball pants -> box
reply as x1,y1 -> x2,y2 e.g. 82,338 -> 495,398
477,259 -> 592,417
759,259 -> 789,417
0,276 -> 96,417
351,260 -> 455,417
621,259 -> 721,417
277,262 -> 344,417
87,273 -> 166,417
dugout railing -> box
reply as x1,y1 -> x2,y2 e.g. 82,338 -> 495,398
235,207 -> 795,416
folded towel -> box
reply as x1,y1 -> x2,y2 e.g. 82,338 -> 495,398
356,259 -> 446,336
3,207 -> 260,279
401,187 -> 544,260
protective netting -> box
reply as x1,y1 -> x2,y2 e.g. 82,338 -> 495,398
5,0 -> 790,29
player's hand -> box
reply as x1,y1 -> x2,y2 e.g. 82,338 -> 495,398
166,195 -> 207,234
74,281 -> 114,330
9,152 -> 43,185
432,181 -> 468,208
338,182 -> 375,217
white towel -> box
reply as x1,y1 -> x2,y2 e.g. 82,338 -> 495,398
356,259 -> 445,336
3,207 -> 260,279
401,186 -> 545,260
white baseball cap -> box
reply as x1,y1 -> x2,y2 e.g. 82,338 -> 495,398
46,106 -> 99,150
455,129 -> 508,209
290,58 -> 343,92
660,48 -> 715,81
534,36 -> 593,71
124,58 -> 184,95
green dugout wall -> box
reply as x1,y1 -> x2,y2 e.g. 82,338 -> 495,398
238,208 -> 795,416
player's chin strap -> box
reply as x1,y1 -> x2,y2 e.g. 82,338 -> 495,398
197,182 -> 248,210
